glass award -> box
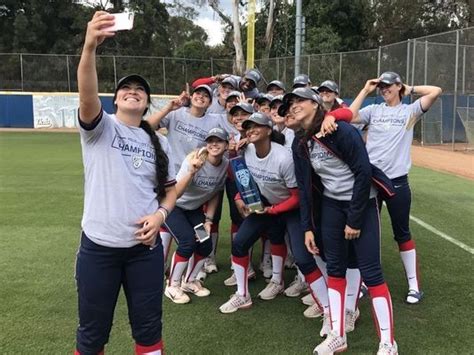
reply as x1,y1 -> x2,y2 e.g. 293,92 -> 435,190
230,156 -> 264,212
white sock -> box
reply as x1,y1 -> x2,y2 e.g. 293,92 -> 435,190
270,244 -> 286,284
232,256 -> 249,297
168,253 -> 188,286
400,249 -> 419,292
328,277 -> 346,337
307,270 -> 329,312
184,253 -> 206,282
160,231 -> 173,265
262,238 -> 271,264
345,268 -> 361,312
369,283 -> 394,345
211,232 -> 219,258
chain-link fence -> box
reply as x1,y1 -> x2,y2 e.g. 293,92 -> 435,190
1,27 -> 473,149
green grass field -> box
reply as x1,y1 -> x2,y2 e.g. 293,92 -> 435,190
1,132 -> 473,354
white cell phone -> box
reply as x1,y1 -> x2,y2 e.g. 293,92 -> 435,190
194,223 -> 210,243
103,12 -> 134,32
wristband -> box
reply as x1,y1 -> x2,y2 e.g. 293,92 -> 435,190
204,213 -> 214,222
159,205 -> 170,215
157,209 -> 167,221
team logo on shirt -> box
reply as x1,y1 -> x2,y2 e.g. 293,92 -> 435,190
132,155 -> 143,169
236,169 -> 251,187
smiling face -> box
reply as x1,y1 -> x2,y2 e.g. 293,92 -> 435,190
240,78 -> 256,92
270,102 -> 285,125
191,88 -> 211,109
284,112 -> 300,130
225,97 -> 239,112
115,81 -> 149,115
219,83 -> 234,100
378,83 -> 402,104
289,97 -> 318,130
257,101 -> 271,114
267,85 -> 285,96
318,88 -> 337,105
245,122 -> 271,144
231,109 -> 251,131
206,137 -> 228,157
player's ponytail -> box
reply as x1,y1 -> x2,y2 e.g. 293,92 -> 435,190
139,120 -> 169,199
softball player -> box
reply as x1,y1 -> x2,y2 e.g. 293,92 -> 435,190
349,72 -> 442,304
219,113 -> 331,322
164,128 -> 229,304
266,80 -> 286,96
207,77 -> 238,115
287,88 -> 398,355
75,12 -> 177,355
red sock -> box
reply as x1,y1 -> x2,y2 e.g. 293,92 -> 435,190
135,340 -> 163,354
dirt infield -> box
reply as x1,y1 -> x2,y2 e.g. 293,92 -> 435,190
411,145 -> 474,180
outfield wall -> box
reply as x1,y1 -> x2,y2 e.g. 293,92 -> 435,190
0,92 -> 469,144
0,92 -> 174,128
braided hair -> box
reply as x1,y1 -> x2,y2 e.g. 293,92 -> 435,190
139,120 -> 169,199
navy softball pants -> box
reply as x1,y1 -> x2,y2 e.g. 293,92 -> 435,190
75,233 -> 164,354
165,205 -> 212,259
232,209 -> 317,275
321,197 -> 385,287
377,174 -> 412,244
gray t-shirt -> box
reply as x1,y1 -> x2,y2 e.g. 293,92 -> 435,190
309,141 -> 376,201
176,157 -> 228,210
359,99 -> 424,179
160,107 -> 223,174
244,142 -> 297,205
79,111 -> 176,248
207,92 -> 227,115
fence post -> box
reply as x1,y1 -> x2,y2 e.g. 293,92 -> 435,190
66,55 -> 71,92
20,54 -> 24,91
113,56 -> 117,89
422,40 -> 428,146
210,57 -> 214,77
307,55 -> 311,77
462,45 -> 466,94
406,40 -> 410,83
338,52 -> 342,93
377,46 -> 381,76
162,57 -> 166,95
451,30 -> 460,151
411,38 -> 416,86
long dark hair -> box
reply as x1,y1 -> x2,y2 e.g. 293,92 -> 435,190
300,106 -> 326,143
139,120 -> 169,199
270,129 -> 286,145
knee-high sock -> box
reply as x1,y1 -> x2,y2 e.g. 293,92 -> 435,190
369,283 -> 394,345
184,253 -> 206,282
328,276 -> 347,337
168,253 -> 188,286
230,224 -> 239,271
306,269 -> 329,313
135,340 -> 163,355
210,223 -> 219,257
399,240 -> 420,292
160,229 -> 173,266
270,243 -> 287,284
232,255 -> 249,297
346,268 -> 361,312
314,255 -> 328,281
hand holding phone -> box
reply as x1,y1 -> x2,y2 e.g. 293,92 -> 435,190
102,12 -> 134,32
194,223 -> 210,243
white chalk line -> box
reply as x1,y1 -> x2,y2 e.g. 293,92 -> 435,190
410,215 -> 474,255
